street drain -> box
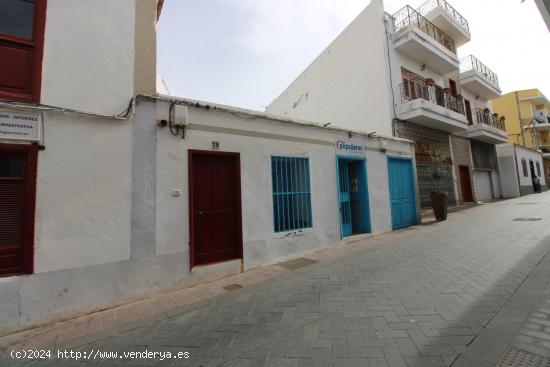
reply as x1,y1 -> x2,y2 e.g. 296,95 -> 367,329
278,257 -> 318,271
223,284 -> 242,292
513,218 -> 542,222
498,348 -> 550,367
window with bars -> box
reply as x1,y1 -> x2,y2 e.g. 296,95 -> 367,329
271,156 -> 312,233
522,159 -> 528,177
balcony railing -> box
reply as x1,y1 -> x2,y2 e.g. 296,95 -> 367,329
392,5 -> 456,54
400,78 -> 465,115
460,55 -> 500,89
473,107 -> 506,132
417,0 -> 470,33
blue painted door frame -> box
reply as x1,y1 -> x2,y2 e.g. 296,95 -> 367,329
336,156 -> 371,238
387,156 -> 418,230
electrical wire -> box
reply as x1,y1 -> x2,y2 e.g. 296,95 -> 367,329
0,96 -> 137,120
167,101 -> 186,139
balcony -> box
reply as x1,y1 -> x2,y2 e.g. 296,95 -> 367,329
459,56 -> 501,100
535,108 -> 549,124
466,108 -> 508,144
398,78 -> 468,132
417,0 -> 471,47
531,119 -> 550,131
392,6 -> 459,74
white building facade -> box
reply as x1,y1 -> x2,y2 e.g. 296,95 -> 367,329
498,144 -> 546,198
268,0 -> 509,208
0,0 -> 418,332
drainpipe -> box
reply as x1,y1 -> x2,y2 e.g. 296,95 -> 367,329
513,144 -> 522,197
515,92 -> 526,146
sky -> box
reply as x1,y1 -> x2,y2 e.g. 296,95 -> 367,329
157,0 -> 550,111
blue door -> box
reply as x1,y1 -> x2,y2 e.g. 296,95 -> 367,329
337,157 -> 371,237
388,157 -> 418,230
338,160 -> 352,237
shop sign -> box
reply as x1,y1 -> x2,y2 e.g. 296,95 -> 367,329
335,139 -> 366,157
0,110 -> 41,141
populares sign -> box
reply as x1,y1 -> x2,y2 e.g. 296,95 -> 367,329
0,110 -> 41,141
335,139 -> 366,157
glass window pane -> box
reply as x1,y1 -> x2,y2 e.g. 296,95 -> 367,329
0,157 -> 24,177
0,0 -> 35,40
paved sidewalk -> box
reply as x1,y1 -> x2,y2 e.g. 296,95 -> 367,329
4,193 -> 550,366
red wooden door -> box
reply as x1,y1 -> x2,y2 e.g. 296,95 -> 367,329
0,145 -> 37,276
189,151 -> 242,267
458,165 -> 473,203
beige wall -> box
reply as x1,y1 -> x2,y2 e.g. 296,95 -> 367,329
134,0 -> 158,96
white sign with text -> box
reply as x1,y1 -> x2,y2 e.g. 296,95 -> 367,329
335,139 -> 367,157
0,110 -> 41,141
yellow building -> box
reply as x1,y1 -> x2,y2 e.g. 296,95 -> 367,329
492,89 -> 550,178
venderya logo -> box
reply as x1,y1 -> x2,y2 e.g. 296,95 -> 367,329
336,140 -> 364,152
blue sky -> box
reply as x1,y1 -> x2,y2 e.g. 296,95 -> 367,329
157,0 -> 550,111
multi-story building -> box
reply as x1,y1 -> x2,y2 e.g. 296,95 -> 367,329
492,89 -> 550,187
268,0 -> 508,207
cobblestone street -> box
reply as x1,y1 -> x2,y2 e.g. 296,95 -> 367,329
10,193 -> 550,366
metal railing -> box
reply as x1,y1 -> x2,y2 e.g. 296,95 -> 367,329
460,55 -> 500,89
473,107 -> 506,131
400,78 -> 465,115
392,5 -> 456,54
417,0 -> 470,33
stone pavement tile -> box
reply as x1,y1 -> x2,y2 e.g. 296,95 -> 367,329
375,330 -> 408,339
437,327 -> 473,336
461,328 -> 514,365
395,338 -> 419,357
406,329 -> 429,347
348,347 -> 384,358
382,348 -> 407,367
417,345 -> 455,357
451,355 -> 493,367
333,357 -> 369,367
404,356 -> 446,367
264,358 -> 300,367
428,336 -> 471,346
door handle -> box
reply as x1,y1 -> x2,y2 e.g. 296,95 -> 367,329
197,211 -> 204,216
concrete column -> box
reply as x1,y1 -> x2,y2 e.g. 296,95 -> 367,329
131,101 -> 157,259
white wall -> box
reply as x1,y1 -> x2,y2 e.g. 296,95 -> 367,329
497,144 -> 520,198
155,101 -> 412,269
497,144 -> 546,198
41,0 -> 136,115
267,0 -> 394,137
515,145 -> 546,187
34,113 -> 133,272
